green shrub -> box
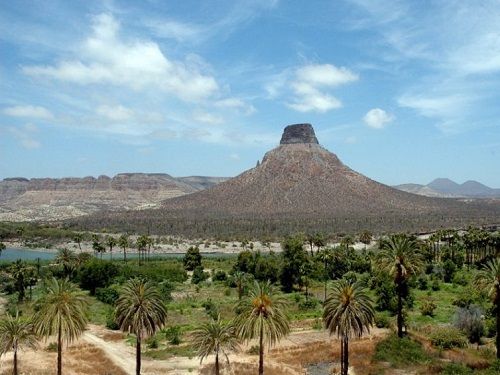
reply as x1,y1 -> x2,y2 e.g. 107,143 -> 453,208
416,274 -> 428,290
95,286 -> 119,305
247,345 -> 259,355
374,334 -> 431,366
312,318 -> 323,330
202,299 -> 218,320
165,326 -> 182,345
441,363 -> 473,375
299,298 -> 318,310
212,270 -> 227,282
46,342 -> 58,352
183,246 -> 201,271
431,279 -> 440,291
191,266 -> 209,284
374,312 -> 391,328
419,297 -> 437,317
146,336 -> 159,349
430,326 -> 467,349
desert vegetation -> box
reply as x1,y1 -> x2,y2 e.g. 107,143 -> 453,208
0,226 -> 499,374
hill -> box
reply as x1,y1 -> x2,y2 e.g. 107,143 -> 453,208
394,178 -> 500,198
74,124 -> 500,237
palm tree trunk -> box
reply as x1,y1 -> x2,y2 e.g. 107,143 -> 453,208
340,338 -> 344,375
496,293 -> 500,359
13,346 -> 18,375
123,248 -> 127,262
344,337 -> 349,375
136,336 -> 141,375
324,259 -> 328,301
57,323 -> 62,375
259,323 -> 264,375
397,284 -> 403,338
215,350 -> 220,375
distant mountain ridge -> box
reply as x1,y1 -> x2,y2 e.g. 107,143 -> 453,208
0,173 -> 228,221
394,178 -> 500,198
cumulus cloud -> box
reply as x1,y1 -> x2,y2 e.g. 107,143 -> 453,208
22,14 -> 219,102
363,108 -> 394,129
286,64 -> 358,113
3,105 -> 53,120
215,98 -> 256,115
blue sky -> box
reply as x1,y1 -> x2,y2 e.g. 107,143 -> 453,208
1,0 -> 499,186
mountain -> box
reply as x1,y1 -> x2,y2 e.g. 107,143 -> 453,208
394,178 -> 500,198
0,173 -> 226,221
75,124 -> 500,237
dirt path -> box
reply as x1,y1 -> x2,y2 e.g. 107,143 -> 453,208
82,329 -> 136,375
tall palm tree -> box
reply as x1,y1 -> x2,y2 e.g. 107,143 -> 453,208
376,234 -> 423,338
9,260 -> 28,302
55,248 -> 77,278
0,242 -> 6,258
323,280 -> 374,375
105,236 -> 117,261
115,278 -> 167,375
317,248 -> 335,301
474,258 -> 500,358
72,233 -> 83,252
118,234 -> 129,262
34,278 -> 89,375
0,315 -> 38,375
192,315 -> 240,375
234,281 -> 290,375
232,271 -> 248,300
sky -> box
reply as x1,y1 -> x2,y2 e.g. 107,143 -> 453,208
1,0 -> 499,187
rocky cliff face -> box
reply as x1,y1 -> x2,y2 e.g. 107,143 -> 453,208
0,173 -> 227,221
280,123 -> 319,145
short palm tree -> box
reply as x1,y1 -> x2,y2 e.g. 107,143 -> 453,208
474,258 -> 500,358
376,234 -> 423,337
73,233 -> 83,252
115,278 -> 167,375
0,315 -> 38,375
33,278 -> 89,375
192,315 -> 240,375
55,248 -> 77,278
323,280 -> 374,375
234,281 -> 290,375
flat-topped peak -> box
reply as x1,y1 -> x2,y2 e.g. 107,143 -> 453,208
280,123 -> 319,145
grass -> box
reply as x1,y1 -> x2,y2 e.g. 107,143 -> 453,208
373,334 -> 433,368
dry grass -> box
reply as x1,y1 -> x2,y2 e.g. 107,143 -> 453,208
0,343 -> 128,375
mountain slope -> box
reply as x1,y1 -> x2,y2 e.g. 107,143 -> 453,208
395,178 -> 500,198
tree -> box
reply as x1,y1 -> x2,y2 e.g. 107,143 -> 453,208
118,234 -> 129,262
55,248 -> 77,278
280,236 -> 307,292
0,242 -> 5,258
474,258 -> 500,358
136,235 -> 149,265
317,248 -> 335,301
359,230 -> 373,250
192,315 -> 240,375
105,236 -> 117,261
323,280 -> 375,375
183,246 -> 202,271
232,271 -> 248,300
376,234 -> 423,337
9,260 -> 29,302
0,314 -> 38,375
34,278 -> 89,375
73,233 -> 83,252
234,281 -> 290,375
92,236 -> 105,259
115,278 -> 167,375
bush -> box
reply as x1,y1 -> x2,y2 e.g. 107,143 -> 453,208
158,281 -> 173,302
191,266 -> 209,284
441,363 -> 473,375
416,274 -> 428,290
95,286 -> 119,305
77,259 -> 119,295
419,297 -> 437,317
212,270 -> 227,282
105,309 -> 119,330
146,336 -> 159,349
454,305 -> 484,344
431,279 -> 440,291
299,298 -> 318,310
374,335 -> 431,366
430,326 -> 468,349
202,299 -> 219,320
375,312 -> 391,328
442,260 -> 457,283
183,246 -> 202,271
165,326 -> 182,345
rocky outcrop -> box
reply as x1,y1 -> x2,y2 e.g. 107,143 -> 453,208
280,123 -> 319,145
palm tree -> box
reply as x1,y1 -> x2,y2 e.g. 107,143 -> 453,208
10,260 -> 28,302
317,248 -> 335,301
232,271 -> 248,300
33,278 -> 89,375
192,315 -> 240,375
474,258 -> 500,358
0,314 -> 38,375
105,236 -> 117,261
323,280 -> 375,375
359,230 -> 372,250
73,233 -> 83,252
115,278 -> 167,375
136,235 -> 149,265
118,234 -> 129,262
234,281 -> 290,375
55,248 -> 77,278
376,234 -> 423,337
0,242 -> 6,258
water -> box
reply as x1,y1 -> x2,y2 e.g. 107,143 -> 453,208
0,247 -> 235,262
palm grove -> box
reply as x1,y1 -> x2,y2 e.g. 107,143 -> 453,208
0,226 -> 499,374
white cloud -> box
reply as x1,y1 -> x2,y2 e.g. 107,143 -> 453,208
215,98 -> 256,115
229,153 -> 240,160
3,105 -> 53,120
192,112 -> 224,125
363,108 -> 394,129
9,123 -> 41,149
286,64 -> 358,113
23,14 -> 219,102
97,105 -> 134,121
